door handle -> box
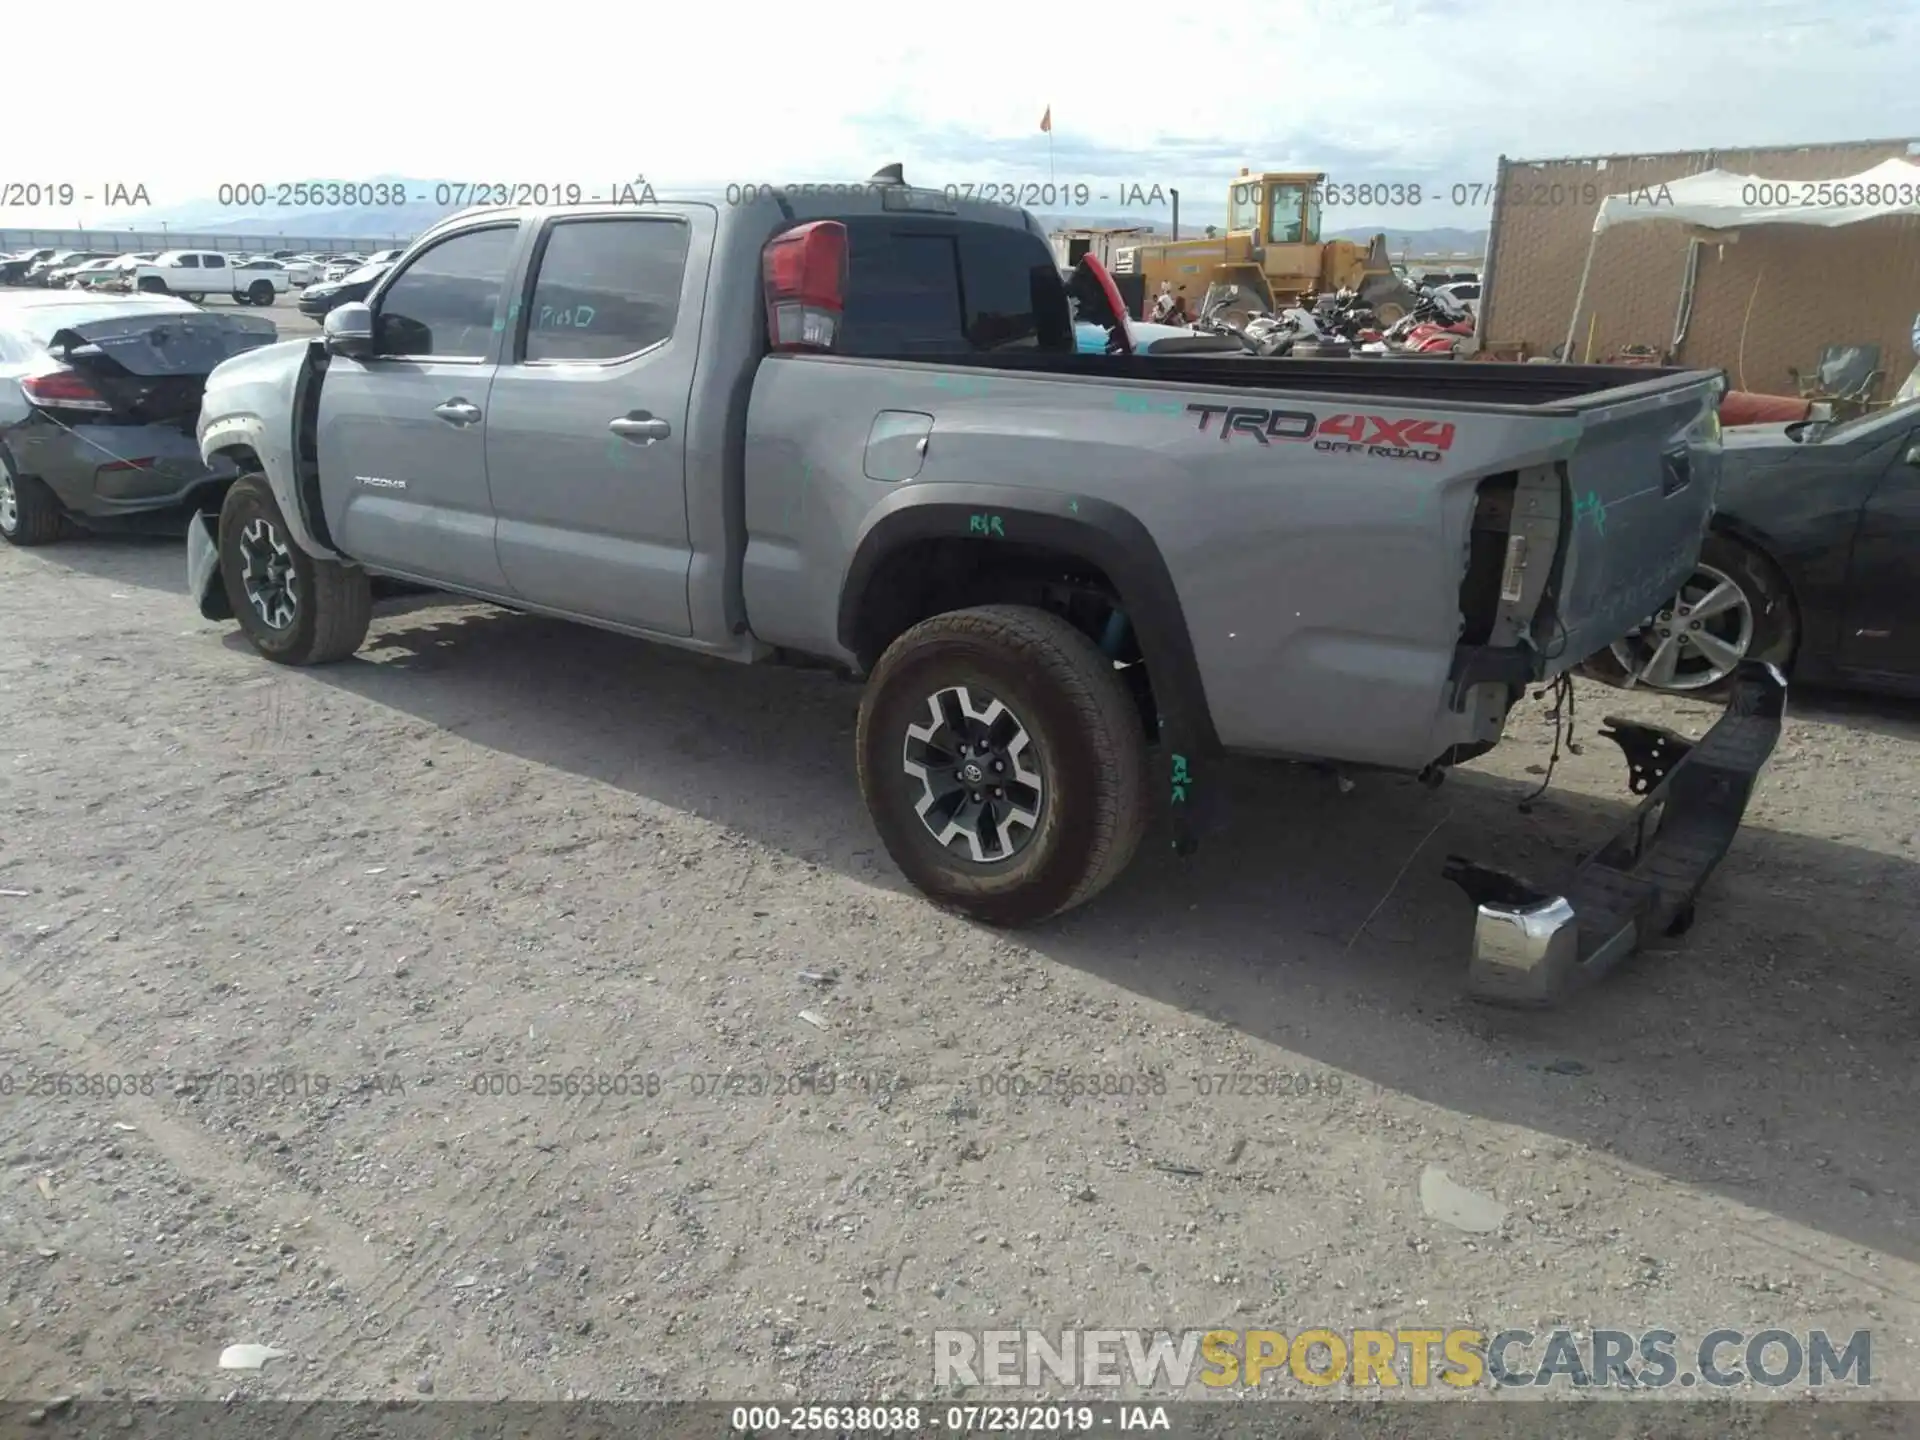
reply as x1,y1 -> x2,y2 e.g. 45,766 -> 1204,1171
609,415 -> 671,444
433,399 -> 482,426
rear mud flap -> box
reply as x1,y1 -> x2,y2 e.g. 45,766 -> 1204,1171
187,508 -> 233,622
1443,660 -> 1787,1007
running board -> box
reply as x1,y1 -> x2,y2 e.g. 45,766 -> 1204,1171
1442,660 -> 1787,1007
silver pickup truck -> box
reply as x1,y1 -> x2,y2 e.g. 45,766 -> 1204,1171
186,170 -> 1785,1005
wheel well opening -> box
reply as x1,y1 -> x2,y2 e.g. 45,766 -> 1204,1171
207,446 -> 260,509
849,537 -> 1161,739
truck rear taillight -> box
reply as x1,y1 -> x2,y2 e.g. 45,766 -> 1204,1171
762,220 -> 848,352
21,370 -> 112,412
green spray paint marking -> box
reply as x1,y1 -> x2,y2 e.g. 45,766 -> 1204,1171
1170,753 -> 1191,805
1114,392 -> 1185,416
968,513 -> 1005,538
492,298 -> 522,334
1069,500 -> 1080,513
1574,490 -> 1607,535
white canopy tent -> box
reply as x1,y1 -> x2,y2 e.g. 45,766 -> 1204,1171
1561,158 -> 1920,360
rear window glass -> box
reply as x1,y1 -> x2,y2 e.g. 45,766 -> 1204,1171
833,219 -> 1072,357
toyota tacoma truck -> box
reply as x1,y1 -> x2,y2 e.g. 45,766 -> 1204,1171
184,170 -> 1785,1006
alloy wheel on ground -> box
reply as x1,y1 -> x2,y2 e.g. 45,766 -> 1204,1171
0,471 -> 17,534
1608,561 -> 1755,691
238,516 -> 300,629
901,684 -> 1045,865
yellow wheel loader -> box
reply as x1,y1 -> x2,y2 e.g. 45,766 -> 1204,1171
1118,170 -> 1419,326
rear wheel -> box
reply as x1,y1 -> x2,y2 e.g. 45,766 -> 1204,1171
217,473 -> 371,665
0,459 -> 67,547
247,280 -> 275,305
856,604 -> 1149,926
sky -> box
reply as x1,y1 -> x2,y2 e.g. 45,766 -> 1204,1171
4,0 -> 1917,235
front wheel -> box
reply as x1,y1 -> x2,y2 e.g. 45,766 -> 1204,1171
217,474 -> 371,665
856,604 -> 1150,926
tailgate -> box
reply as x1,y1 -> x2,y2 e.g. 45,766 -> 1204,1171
1542,373 -> 1723,674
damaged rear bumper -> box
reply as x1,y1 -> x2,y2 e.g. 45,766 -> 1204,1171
1443,659 -> 1786,1007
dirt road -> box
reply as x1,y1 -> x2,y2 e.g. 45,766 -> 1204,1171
3,533 -> 1917,1406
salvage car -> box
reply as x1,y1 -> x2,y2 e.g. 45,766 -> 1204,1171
1586,396 -> 1920,698
0,292 -> 276,545
1073,318 -> 1239,354
295,260 -> 392,319
183,175 -> 1783,1007
0,249 -> 60,285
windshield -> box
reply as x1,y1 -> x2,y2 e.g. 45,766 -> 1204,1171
1227,181 -> 1260,233
1266,184 -> 1306,244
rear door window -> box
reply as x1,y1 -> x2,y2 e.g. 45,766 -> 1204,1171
521,217 -> 690,362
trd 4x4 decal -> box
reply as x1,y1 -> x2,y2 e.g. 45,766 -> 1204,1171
1187,404 -> 1458,463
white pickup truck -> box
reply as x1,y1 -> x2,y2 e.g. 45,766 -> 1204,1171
130,251 -> 288,306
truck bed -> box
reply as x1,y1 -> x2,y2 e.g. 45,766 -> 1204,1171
915,352 -> 1715,411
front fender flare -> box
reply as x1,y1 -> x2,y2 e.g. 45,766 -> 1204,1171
838,483 -> 1220,755
199,411 -> 340,561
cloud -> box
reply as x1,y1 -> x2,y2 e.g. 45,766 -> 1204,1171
3,0 -> 1915,232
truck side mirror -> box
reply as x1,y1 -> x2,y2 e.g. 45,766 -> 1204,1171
323,302 -> 374,359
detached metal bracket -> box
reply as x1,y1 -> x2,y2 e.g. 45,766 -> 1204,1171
1443,660 -> 1788,1007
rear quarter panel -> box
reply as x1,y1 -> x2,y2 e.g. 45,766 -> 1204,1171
743,357 -> 1599,767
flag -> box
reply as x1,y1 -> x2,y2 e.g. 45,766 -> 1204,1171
1040,106 -> 1052,134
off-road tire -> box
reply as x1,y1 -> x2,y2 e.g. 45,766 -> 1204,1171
857,604 -> 1150,926
218,473 -> 370,665
1580,532 -> 1798,697
0,458 -> 66,546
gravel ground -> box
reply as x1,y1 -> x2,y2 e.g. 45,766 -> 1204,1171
2,531 -> 1917,1411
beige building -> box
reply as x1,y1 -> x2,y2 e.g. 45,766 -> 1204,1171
1480,138 -> 1920,397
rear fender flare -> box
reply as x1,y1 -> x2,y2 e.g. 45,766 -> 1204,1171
838,483 -> 1220,754
199,411 -> 340,561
